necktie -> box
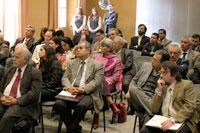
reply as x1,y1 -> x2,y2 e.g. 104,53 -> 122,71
160,40 -> 162,44
73,62 -> 85,87
9,68 -> 22,98
24,38 -> 28,45
182,52 -> 187,59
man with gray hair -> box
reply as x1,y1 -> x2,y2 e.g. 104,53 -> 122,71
168,42 -> 189,79
0,32 -> 10,47
180,36 -> 200,78
12,25 -> 38,53
0,46 -> 42,132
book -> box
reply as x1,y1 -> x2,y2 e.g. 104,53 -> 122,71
55,90 -> 84,102
145,115 -> 184,131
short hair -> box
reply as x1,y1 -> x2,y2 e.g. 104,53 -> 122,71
48,29 -> 56,37
182,35 -> 192,44
61,37 -> 74,49
82,25 -> 89,31
168,42 -> 181,52
15,46 -> 32,61
155,50 -> 170,63
109,28 -> 119,35
192,34 -> 200,41
152,33 -> 159,40
79,41 -> 92,54
138,24 -> 147,33
100,38 -> 114,52
26,25 -> 35,33
158,29 -> 166,35
161,61 -> 182,81
115,36 -> 124,45
56,30 -> 64,37
96,29 -> 104,34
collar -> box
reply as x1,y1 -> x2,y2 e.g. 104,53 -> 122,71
167,80 -> 176,92
81,57 -> 90,64
181,49 -> 190,54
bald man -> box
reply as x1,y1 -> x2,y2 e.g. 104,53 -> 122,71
0,46 -> 42,132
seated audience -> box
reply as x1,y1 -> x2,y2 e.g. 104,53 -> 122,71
191,63 -> 200,84
38,45 -> 63,102
157,29 -> 172,49
32,29 -> 56,64
191,34 -> 200,52
108,28 -> 128,48
126,50 -> 169,121
129,24 -> 150,51
168,42 -> 189,79
37,27 -> 48,44
140,61 -> 199,133
93,29 -> 105,52
142,33 -> 163,56
92,38 -> 123,129
113,36 -> 136,94
56,30 -> 64,41
49,37 -> 66,65
0,46 -> 42,132
0,43 -> 9,57
73,26 -> 93,45
180,35 -> 200,79
12,25 -> 38,53
54,41 -> 104,133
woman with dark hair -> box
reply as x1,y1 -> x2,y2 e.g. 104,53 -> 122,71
39,45 -> 63,102
92,38 -> 123,129
70,7 -> 86,35
37,27 -> 48,44
49,37 -> 66,65
87,8 -> 101,41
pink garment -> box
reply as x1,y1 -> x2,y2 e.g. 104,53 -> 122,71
56,53 -> 66,65
92,53 -> 123,91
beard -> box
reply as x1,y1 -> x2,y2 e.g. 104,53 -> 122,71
138,31 -> 145,35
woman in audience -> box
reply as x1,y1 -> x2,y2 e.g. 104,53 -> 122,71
37,27 -> 48,44
87,8 -> 101,41
92,38 -> 123,129
39,45 -> 63,102
61,37 -> 75,70
49,37 -> 66,65
70,7 -> 86,35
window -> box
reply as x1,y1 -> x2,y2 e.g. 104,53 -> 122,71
58,0 -> 67,28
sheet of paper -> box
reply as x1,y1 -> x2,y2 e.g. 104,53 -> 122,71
58,90 -> 76,98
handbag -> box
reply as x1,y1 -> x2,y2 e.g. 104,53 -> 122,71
117,101 -> 127,123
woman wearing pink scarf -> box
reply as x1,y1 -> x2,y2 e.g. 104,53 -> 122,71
92,38 -> 123,129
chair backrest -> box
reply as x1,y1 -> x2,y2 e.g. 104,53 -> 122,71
194,84 -> 200,112
134,56 -> 152,72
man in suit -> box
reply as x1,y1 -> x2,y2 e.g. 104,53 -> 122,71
0,46 -> 42,133
54,41 -> 104,133
113,36 -> 136,93
73,26 -> 93,46
157,29 -> 172,50
191,34 -> 200,52
168,42 -> 189,79
0,32 -> 10,47
140,61 -> 199,133
103,4 -> 118,35
180,36 -> 200,79
126,50 -> 169,119
12,25 -> 38,53
129,24 -> 150,51
142,33 -> 163,57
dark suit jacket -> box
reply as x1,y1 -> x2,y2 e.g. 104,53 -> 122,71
191,63 -> 200,84
0,64 -> 42,119
13,37 -> 38,53
176,58 -> 189,79
129,35 -> 150,51
73,34 -> 93,46
141,42 -> 163,56
103,11 -> 118,33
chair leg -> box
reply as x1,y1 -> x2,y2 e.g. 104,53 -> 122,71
90,113 -> 96,133
40,104 -> 44,133
120,91 -> 123,101
133,115 -> 138,133
57,117 -> 62,133
103,111 -> 106,132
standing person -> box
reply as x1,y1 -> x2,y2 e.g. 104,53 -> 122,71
103,4 -> 118,35
71,7 -> 86,35
87,8 -> 101,42
38,45 -> 63,102
0,46 -> 42,133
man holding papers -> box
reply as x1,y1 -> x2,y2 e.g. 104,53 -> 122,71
54,41 -> 104,133
141,61 -> 199,133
